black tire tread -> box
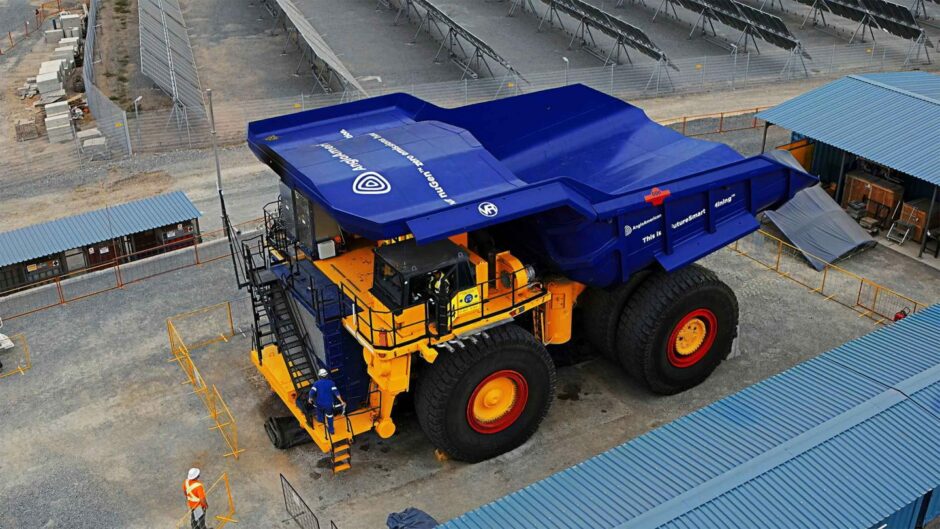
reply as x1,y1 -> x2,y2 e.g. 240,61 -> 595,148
618,264 -> 738,394
580,271 -> 650,362
415,324 -> 556,462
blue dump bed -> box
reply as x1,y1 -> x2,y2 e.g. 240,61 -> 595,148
247,85 -> 816,287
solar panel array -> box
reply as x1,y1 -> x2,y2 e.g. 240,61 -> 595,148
793,0 -> 931,44
734,0 -> 807,52
138,0 -> 204,113
411,0 -> 522,76
271,0 -> 367,93
541,0 -> 674,64
863,0 -> 930,41
669,0 -> 805,53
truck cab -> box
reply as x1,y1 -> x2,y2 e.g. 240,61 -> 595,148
372,238 -> 476,319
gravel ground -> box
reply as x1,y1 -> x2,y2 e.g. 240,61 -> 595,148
0,227 -> 892,528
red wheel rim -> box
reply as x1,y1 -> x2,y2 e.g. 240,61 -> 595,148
666,308 -> 718,368
466,370 -> 529,434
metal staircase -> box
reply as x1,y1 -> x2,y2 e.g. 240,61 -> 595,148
242,234 -> 319,394
268,284 -> 318,392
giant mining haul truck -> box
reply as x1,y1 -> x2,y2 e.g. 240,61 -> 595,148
225,85 -> 815,473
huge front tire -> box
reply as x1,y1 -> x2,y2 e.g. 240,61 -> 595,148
617,264 -> 738,395
415,324 -> 556,462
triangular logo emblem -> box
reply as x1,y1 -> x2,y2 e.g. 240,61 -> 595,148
352,171 -> 391,195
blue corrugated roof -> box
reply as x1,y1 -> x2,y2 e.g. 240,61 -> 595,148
442,305 -> 940,529
757,72 -> 940,186
0,191 -> 201,268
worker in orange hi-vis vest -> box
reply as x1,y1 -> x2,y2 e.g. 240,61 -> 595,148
183,468 -> 209,529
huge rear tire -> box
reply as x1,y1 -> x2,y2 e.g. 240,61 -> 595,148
616,264 -> 738,395
414,324 -> 556,462
580,271 -> 651,363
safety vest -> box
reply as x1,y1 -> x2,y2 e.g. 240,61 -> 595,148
183,478 -> 207,510
432,274 -> 449,296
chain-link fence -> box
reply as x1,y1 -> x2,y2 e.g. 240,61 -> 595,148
127,36 -> 929,151
84,0 -> 133,158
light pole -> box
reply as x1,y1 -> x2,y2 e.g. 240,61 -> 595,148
133,96 -> 143,146
563,56 -> 569,86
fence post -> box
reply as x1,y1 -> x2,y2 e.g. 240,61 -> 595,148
744,52 -> 750,87
828,44 -> 835,74
731,50 -> 737,90
114,259 -> 124,287
701,56 -> 706,88
121,110 -> 133,156
774,240 -> 783,271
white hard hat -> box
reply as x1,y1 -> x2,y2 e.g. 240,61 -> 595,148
318,368 -> 328,378
188,468 -> 200,480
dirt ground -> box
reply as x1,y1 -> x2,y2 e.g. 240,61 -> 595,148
1,222 -> 933,527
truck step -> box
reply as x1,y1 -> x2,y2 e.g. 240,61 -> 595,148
332,462 -> 351,474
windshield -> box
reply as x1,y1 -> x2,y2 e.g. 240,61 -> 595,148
372,256 -> 405,309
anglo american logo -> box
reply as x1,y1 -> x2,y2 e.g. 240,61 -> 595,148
352,172 -> 391,195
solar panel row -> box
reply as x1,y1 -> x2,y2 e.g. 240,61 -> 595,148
411,0 -> 521,74
541,0 -> 673,63
791,0 -> 930,44
671,0 -> 804,52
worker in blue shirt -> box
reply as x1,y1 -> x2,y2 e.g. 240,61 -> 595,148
307,368 -> 346,435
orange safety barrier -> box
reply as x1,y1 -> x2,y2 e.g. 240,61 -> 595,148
657,106 -> 773,137
730,230 -> 926,324
167,302 -> 245,459
0,218 -> 261,321
0,334 -> 32,379
0,0 -> 65,56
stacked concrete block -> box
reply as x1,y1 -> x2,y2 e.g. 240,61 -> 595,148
36,72 -> 62,95
39,60 -> 66,82
60,36 -> 80,51
45,113 -> 70,130
76,128 -> 102,142
44,29 -> 64,45
16,77 -> 38,99
82,137 -> 109,160
60,14 -> 81,31
52,48 -> 76,69
45,101 -> 70,118
46,118 -> 75,144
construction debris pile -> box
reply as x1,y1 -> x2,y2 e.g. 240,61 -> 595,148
13,10 -> 106,158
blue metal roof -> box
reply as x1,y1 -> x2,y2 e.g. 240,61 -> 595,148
757,72 -> 940,186
0,191 -> 201,268
441,305 -> 940,529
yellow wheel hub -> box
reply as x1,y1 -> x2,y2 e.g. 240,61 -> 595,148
472,377 -> 517,423
674,317 -> 708,356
